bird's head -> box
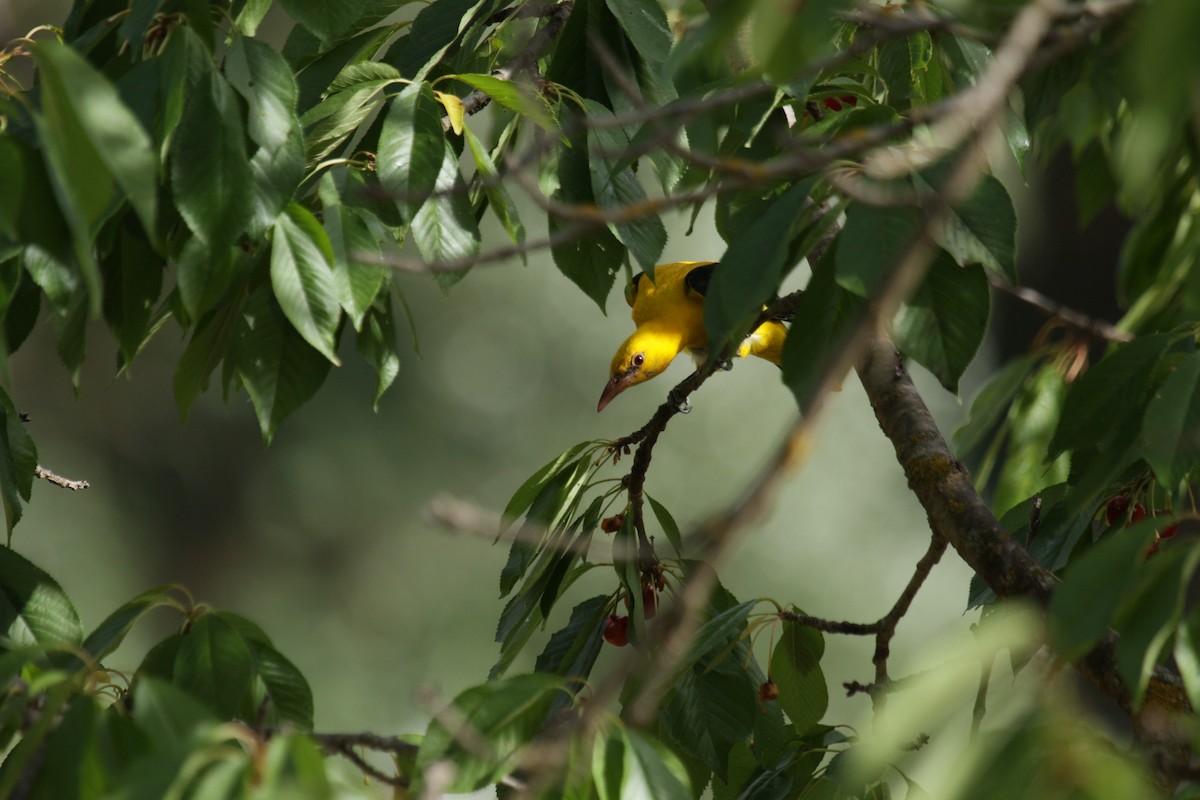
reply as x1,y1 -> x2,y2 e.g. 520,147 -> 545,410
597,331 -> 679,412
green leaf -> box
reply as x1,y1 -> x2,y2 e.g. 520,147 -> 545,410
103,222 -> 165,363
1048,519 -> 1158,660
129,676 -> 217,745
377,82 -> 445,221
1141,352 -> 1200,486
83,586 -> 181,663
1174,603 -> 1200,713
301,78 -> 395,163
0,135 -> 25,241
451,74 -> 558,131
620,729 -> 694,800
173,613 -> 255,719
891,254 -> 989,393
673,599 -> 756,680
549,212 -> 625,312
535,594 -> 608,680
585,101 -> 667,273
952,354 -> 1037,470
751,0 -> 844,84
836,205 -> 922,297
171,69 -> 254,251
29,695 -> 99,800
1048,333 -> 1177,457
318,177 -> 386,330
661,661 -> 757,778
937,174 -> 1018,283
173,293 -> 248,420
781,254 -> 864,413
464,123 -> 526,253
356,294 -> 401,410
0,546 -> 82,650
31,40 -> 158,245
772,618 -> 828,733
646,494 -> 684,558
410,139 -> 483,272
279,0 -> 377,41
226,37 -> 305,234
271,203 -> 343,364
0,385 -> 38,536
232,288 -> 335,443
416,673 -> 567,793
1113,547 -> 1194,706
387,0 -> 490,82
704,179 -> 815,359
258,734 -> 333,797
502,442 -> 595,523
175,236 -> 234,322
248,639 -> 315,730
500,456 -> 591,596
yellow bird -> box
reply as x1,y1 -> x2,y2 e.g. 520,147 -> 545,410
598,261 -> 788,411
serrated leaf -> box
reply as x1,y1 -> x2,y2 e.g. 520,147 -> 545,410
410,139 -> 482,272
279,0 -> 377,41
502,442 -> 595,523
83,586 -> 180,663
377,82 -> 445,220
672,600 -> 756,681
1141,352 -> 1200,486
173,613 -> 255,719
620,729 -> 694,800
1048,333 -> 1176,457
1113,547 -> 1193,706
451,73 -> 558,131
549,212 -> 625,312
464,124 -> 525,253
646,494 -> 683,558
0,385 -> 37,536
31,41 -> 158,247
416,673 -> 567,793
1048,519 -> 1158,660
535,594 -> 608,680
836,205 -> 921,297
751,0 -> 844,84
704,179 -> 815,359
301,78 -> 395,163
387,0 -> 490,82
175,236 -> 233,322
172,69 -> 254,251
781,254 -> 864,413
938,174 -> 1018,283
585,101 -> 667,272
891,253 -> 989,393
319,176 -> 386,330
356,294 -> 401,409
248,639 -> 315,730
271,204 -> 343,364
772,618 -> 828,733
0,547 -> 82,650
232,288 -> 334,443
174,293 -> 247,420
103,222 -> 164,363
661,662 -> 757,778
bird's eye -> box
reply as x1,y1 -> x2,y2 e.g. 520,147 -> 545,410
632,353 -> 645,368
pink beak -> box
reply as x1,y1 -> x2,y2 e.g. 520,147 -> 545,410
597,374 -> 631,412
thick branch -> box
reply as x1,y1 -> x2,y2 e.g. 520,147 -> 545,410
855,333 -> 1193,783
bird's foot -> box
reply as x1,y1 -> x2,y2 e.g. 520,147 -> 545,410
718,358 -> 734,372
667,387 -> 692,414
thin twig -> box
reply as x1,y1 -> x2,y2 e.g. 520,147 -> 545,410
989,276 -> 1132,343
34,465 -> 89,491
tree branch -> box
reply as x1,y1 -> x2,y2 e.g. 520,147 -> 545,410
34,465 -> 89,491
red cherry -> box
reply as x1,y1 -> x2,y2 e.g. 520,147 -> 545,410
1130,503 -> 1147,524
642,584 -> 658,620
1105,496 -> 1130,525
604,615 -> 629,647
841,95 -> 858,107
600,513 -> 624,534
758,680 -> 779,702
821,97 -> 843,111
1146,541 -> 1161,557
1159,523 -> 1179,540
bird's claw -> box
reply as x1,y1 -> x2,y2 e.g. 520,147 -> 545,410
676,396 -> 692,414
719,359 -> 734,372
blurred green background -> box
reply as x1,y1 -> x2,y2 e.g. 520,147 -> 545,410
1,0 -> 1007,784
